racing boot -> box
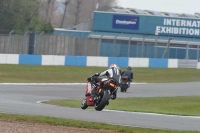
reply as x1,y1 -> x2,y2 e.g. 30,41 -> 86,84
110,91 -> 117,100
110,94 -> 116,100
128,81 -> 130,88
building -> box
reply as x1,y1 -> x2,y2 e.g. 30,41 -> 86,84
54,7 -> 200,60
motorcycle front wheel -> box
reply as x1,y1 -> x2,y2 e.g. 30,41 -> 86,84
81,97 -> 88,110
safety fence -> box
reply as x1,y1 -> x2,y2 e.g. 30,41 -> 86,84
1,32 -> 200,60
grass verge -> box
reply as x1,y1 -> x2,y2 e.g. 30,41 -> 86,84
44,96 -> 200,116
0,64 -> 200,83
1,65 -> 200,132
0,113 -> 198,133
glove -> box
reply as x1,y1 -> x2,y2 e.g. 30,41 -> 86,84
87,77 -> 92,82
92,73 -> 99,77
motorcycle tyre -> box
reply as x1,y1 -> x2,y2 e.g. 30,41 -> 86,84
81,97 -> 88,110
95,90 -> 110,111
125,88 -> 127,92
120,84 -> 125,92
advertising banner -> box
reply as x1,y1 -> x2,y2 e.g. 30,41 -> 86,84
156,18 -> 200,36
112,15 -> 139,30
93,12 -> 200,38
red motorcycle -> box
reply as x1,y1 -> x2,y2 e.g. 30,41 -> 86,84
81,77 -> 118,111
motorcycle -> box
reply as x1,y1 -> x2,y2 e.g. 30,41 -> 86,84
120,76 -> 129,92
81,77 -> 118,111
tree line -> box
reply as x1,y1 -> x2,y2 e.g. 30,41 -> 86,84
0,0 -> 117,34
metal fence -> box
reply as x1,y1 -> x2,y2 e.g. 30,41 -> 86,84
1,32 -> 200,60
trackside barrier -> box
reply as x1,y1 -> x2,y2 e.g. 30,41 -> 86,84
168,59 -> 178,68
178,60 -> 198,68
149,58 -> 168,68
197,63 -> 200,69
128,58 -> 149,68
86,56 -> 108,67
42,55 -> 65,66
1,54 -> 199,69
0,54 -> 19,64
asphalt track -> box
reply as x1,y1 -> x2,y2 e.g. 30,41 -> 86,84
0,82 -> 200,131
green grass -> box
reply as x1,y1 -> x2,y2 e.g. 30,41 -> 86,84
0,64 -> 200,83
1,64 -> 200,132
0,113 -> 199,133
44,96 -> 200,116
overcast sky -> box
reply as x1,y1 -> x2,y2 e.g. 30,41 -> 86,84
117,0 -> 200,14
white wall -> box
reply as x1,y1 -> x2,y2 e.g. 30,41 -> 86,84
168,59 -> 178,68
0,54 -> 19,64
7,54 -> 19,64
197,62 -> 200,69
42,55 -> 65,66
87,56 -> 108,67
128,58 -> 149,67
0,54 -> 7,64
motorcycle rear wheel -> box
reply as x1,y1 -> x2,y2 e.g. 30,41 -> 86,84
120,85 -> 125,92
95,90 -> 110,111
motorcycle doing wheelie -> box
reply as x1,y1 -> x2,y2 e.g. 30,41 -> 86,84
81,76 -> 118,111
120,76 -> 129,92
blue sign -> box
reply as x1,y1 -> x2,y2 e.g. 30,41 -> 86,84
112,15 -> 139,30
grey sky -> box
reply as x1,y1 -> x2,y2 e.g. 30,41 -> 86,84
117,0 -> 200,14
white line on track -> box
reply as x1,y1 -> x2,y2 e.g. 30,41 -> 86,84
36,100 -> 49,104
0,83 -> 86,85
36,100 -> 200,119
0,83 -> 148,85
103,109 -> 200,119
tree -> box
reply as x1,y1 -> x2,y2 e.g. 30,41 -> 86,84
75,0 -> 82,25
46,0 -> 117,28
60,0 -> 69,28
0,0 -> 54,33
0,0 -> 14,32
98,0 -> 117,11
0,0 -> 117,33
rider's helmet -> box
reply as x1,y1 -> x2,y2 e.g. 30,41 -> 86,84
127,66 -> 132,70
109,64 -> 119,69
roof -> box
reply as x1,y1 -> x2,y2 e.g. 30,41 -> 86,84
88,32 -> 200,45
107,7 -> 200,19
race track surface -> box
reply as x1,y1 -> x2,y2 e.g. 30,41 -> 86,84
0,82 -> 200,131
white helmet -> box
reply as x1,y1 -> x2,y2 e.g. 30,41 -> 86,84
109,64 -> 119,69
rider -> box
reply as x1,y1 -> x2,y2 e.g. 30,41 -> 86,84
121,66 -> 133,87
88,64 -> 121,100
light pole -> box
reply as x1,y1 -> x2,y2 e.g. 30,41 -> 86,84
167,37 -> 173,58
8,30 -> 14,53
